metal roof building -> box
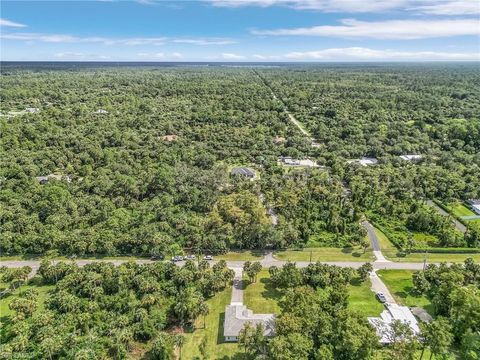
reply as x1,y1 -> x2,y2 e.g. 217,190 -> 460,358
231,167 -> 256,179
368,303 -> 420,344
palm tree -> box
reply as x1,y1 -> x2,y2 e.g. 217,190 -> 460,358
199,303 -> 209,329
175,334 -> 185,360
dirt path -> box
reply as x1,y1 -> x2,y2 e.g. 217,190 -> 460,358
253,69 -> 319,147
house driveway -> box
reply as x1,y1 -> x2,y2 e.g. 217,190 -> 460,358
370,271 -> 396,304
231,267 -> 244,304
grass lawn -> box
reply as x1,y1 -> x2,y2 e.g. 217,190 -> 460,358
273,246 -> 375,262
243,270 -> 282,314
373,226 -> 480,263
0,279 -> 54,323
377,270 -> 433,314
446,202 -> 475,218
348,277 -> 384,317
182,287 -> 244,360
215,251 -> 264,262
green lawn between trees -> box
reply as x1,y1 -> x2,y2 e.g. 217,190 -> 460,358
446,202 -> 475,218
376,270 -> 433,313
373,226 -> 480,263
273,245 -> 375,262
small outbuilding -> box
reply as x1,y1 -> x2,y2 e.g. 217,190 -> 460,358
36,174 -> 71,184
94,109 -> 108,114
161,135 -> 178,142
25,107 -> 39,113
231,167 -> 256,179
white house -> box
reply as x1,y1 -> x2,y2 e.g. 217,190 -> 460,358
368,304 -> 420,344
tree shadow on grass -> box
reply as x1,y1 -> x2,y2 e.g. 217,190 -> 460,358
217,311 -> 226,345
349,277 -> 362,287
341,247 -> 354,254
260,278 -> 283,302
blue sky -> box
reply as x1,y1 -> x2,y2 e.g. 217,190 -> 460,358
1,0 -> 479,61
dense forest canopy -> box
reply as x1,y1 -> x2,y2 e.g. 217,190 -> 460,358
1,63 -> 479,255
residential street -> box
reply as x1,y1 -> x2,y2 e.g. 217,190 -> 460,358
0,256 -> 432,274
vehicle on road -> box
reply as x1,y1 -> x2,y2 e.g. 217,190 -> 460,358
376,292 -> 387,303
186,254 -> 196,260
171,256 -> 184,262
150,255 -> 164,261
203,255 -> 213,261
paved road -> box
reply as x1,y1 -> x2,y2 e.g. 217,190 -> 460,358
0,257 -> 430,273
362,221 -> 389,262
426,200 -> 466,233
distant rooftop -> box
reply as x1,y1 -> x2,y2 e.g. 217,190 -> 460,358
400,154 -> 423,161
278,156 -> 321,168
348,157 -> 378,166
231,167 -> 256,178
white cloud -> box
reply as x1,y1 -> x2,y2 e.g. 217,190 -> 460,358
412,0 -> 480,15
1,32 -> 237,47
54,52 -> 111,60
137,52 -> 185,59
54,52 -> 85,59
0,18 -> 27,28
222,53 -> 246,59
210,0 -> 480,14
0,32 -> 167,45
253,18 -> 480,39
282,47 -> 480,60
209,0 -> 408,11
173,38 -> 237,45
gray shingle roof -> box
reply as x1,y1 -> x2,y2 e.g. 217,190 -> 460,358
223,304 -> 275,337
231,167 -> 255,177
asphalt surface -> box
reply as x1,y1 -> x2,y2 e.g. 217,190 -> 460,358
0,257 -> 429,273
362,220 -> 389,262
231,268 -> 244,304
426,200 -> 467,233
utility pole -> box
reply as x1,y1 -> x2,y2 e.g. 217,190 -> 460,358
423,250 -> 428,271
